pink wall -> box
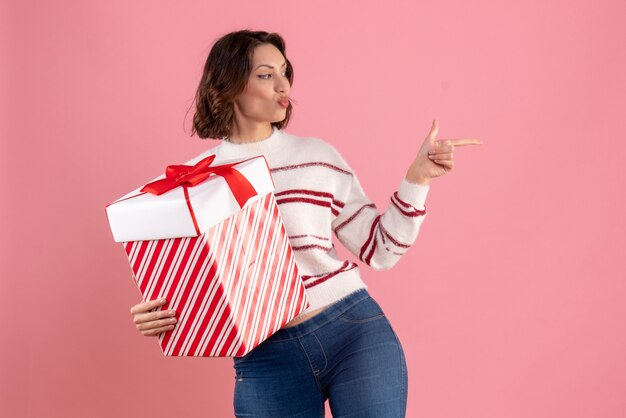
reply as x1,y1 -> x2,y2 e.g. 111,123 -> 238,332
2,0 -> 625,417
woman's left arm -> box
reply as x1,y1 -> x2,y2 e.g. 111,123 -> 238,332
331,119 -> 482,270
331,164 -> 430,271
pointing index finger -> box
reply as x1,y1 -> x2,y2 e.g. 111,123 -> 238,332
447,138 -> 483,146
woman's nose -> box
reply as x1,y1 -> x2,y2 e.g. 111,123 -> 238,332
276,76 -> 290,92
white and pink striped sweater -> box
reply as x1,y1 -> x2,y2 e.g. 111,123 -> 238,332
187,126 -> 430,315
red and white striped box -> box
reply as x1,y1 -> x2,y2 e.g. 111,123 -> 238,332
105,155 -> 309,357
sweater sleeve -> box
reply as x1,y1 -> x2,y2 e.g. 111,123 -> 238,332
331,156 -> 430,271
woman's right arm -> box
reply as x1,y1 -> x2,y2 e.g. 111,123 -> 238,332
130,298 -> 178,337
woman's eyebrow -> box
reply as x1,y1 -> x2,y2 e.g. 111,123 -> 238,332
255,61 -> 287,70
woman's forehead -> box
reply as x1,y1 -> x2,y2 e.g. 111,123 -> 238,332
252,44 -> 285,68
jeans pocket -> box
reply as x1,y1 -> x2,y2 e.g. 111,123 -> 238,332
234,369 -> 244,382
337,296 -> 385,323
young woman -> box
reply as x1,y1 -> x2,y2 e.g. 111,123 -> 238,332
129,29 -> 481,417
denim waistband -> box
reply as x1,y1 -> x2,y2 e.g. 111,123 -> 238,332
264,288 -> 370,342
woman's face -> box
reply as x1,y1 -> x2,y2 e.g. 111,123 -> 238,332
232,43 -> 291,126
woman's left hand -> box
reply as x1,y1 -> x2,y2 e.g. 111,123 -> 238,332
405,119 -> 483,185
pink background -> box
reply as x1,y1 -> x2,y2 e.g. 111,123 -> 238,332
2,0 -> 625,417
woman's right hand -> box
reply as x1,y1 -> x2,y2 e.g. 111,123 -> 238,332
130,298 -> 178,337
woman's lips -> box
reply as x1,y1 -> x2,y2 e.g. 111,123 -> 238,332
278,97 -> 289,107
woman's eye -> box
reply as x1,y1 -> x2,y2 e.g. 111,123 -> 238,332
258,72 -> 288,80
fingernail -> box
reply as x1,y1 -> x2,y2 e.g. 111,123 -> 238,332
161,298 -> 166,303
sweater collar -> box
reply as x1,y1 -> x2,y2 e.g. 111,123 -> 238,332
217,126 -> 285,159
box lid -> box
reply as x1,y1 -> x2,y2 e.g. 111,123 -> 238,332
106,155 -> 274,242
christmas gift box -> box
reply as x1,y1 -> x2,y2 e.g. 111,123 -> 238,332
106,154 -> 309,357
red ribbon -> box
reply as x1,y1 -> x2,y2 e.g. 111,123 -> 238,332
141,155 -> 258,235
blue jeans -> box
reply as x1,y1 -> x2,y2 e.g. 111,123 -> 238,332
232,289 -> 408,417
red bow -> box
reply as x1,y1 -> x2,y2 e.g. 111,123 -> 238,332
141,155 -> 258,235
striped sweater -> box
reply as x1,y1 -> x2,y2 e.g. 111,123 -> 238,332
186,126 -> 430,315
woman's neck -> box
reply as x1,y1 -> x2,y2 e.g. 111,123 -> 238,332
227,123 -> 274,144
217,126 -> 283,159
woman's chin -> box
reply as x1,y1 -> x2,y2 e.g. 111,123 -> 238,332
271,113 -> 287,123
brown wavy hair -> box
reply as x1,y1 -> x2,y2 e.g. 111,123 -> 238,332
187,29 -> 294,141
